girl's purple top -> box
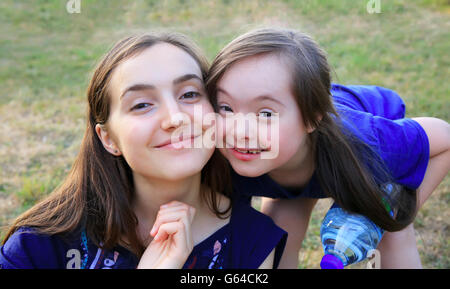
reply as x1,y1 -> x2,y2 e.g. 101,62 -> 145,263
233,84 -> 430,200
0,199 -> 287,269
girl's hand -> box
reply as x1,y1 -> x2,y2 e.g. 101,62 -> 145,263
137,201 -> 196,269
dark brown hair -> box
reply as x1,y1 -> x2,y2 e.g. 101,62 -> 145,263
2,32 -> 232,256
206,28 -> 417,232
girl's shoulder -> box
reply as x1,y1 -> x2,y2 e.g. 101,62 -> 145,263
230,198 -> 280,228
0,226 -> 138,269
335,106 -> 428,189
331,83 -> 406,119
228,199 -> 287,268
0,226 -> 77,269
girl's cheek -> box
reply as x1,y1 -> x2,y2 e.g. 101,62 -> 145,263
214,114 -> 227,147
201,100 -> 214,115
256,119 -> 271,150
215,113 -> 234,150
218,147 -> 230,161
121,121 -> 154,152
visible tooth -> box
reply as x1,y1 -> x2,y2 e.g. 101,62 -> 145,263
235,149 -> 261,154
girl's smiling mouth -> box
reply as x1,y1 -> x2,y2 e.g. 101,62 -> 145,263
229,146 -> 270,161
155,135 -> 201,150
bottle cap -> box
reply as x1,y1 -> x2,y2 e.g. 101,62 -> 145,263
320,254 -> 344,269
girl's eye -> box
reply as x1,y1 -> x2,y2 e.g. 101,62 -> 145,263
131,103 -> 152,111
258,110 -> 273,118
180,91 -> 201,101
219,104 -> 233,113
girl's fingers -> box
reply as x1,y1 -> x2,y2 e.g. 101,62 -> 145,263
160,200 -> 189,210
161,200 -> 196,219
153,221 -> 193,252
157,203 -> 195,217
147,202 -> 196,264
151,203 -> 196,237
160,206 -> 194,224
150,209 -> 190,237
157,202 -> 195,219
153,221 -> 183,242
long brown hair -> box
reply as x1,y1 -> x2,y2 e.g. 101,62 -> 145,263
206,28 -> 417,232
2,32 -> 232,256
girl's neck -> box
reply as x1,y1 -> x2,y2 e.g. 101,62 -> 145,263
132,172 -> 204,222
268,137 -> 316,188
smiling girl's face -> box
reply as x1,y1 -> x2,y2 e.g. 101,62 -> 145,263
216,53 -> 314,177
96,43 -> 215,181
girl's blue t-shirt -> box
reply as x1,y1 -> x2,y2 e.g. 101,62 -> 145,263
0,199 -> 287,269
232,84 -> 430,200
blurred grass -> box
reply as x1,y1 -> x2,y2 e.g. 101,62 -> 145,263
0,0 -> 448,268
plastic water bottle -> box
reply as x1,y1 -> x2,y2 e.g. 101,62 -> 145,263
320,183 -> 398,269
319,203 -> 384,269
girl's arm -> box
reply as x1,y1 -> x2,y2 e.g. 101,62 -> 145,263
377,117 -> 449,268
412,117 -> 450,207
260,197 -> 317,268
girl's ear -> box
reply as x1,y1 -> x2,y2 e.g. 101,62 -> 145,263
95,123 -> 122,156
306,124 -> 316,134
306,114 -> 323,133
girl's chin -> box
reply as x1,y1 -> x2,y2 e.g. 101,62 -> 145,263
230,161 -> 271,178
132,154 -> 212,180
138,167 -> 204,182
219,148 -> 271,177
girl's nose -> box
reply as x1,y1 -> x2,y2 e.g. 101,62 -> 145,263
233,113 -> 258,148
160,98 -> 186,131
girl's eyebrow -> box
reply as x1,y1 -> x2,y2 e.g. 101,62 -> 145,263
173,73 -> 202,85
217,87 -> 285,107
120,74 -> 203,100
120,84 -> 155,100
254,95 -> 285,107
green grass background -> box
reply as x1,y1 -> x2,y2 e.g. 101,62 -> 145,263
0,0 -> 449,268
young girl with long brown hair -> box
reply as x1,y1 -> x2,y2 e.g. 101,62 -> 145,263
206,27 -> 450,268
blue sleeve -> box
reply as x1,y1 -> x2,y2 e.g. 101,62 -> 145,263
337,105 -> 430,190
0,228 -> 68,269
371,117 -> 430,189
331,84 -> 406,120
230,200 -> 287,269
